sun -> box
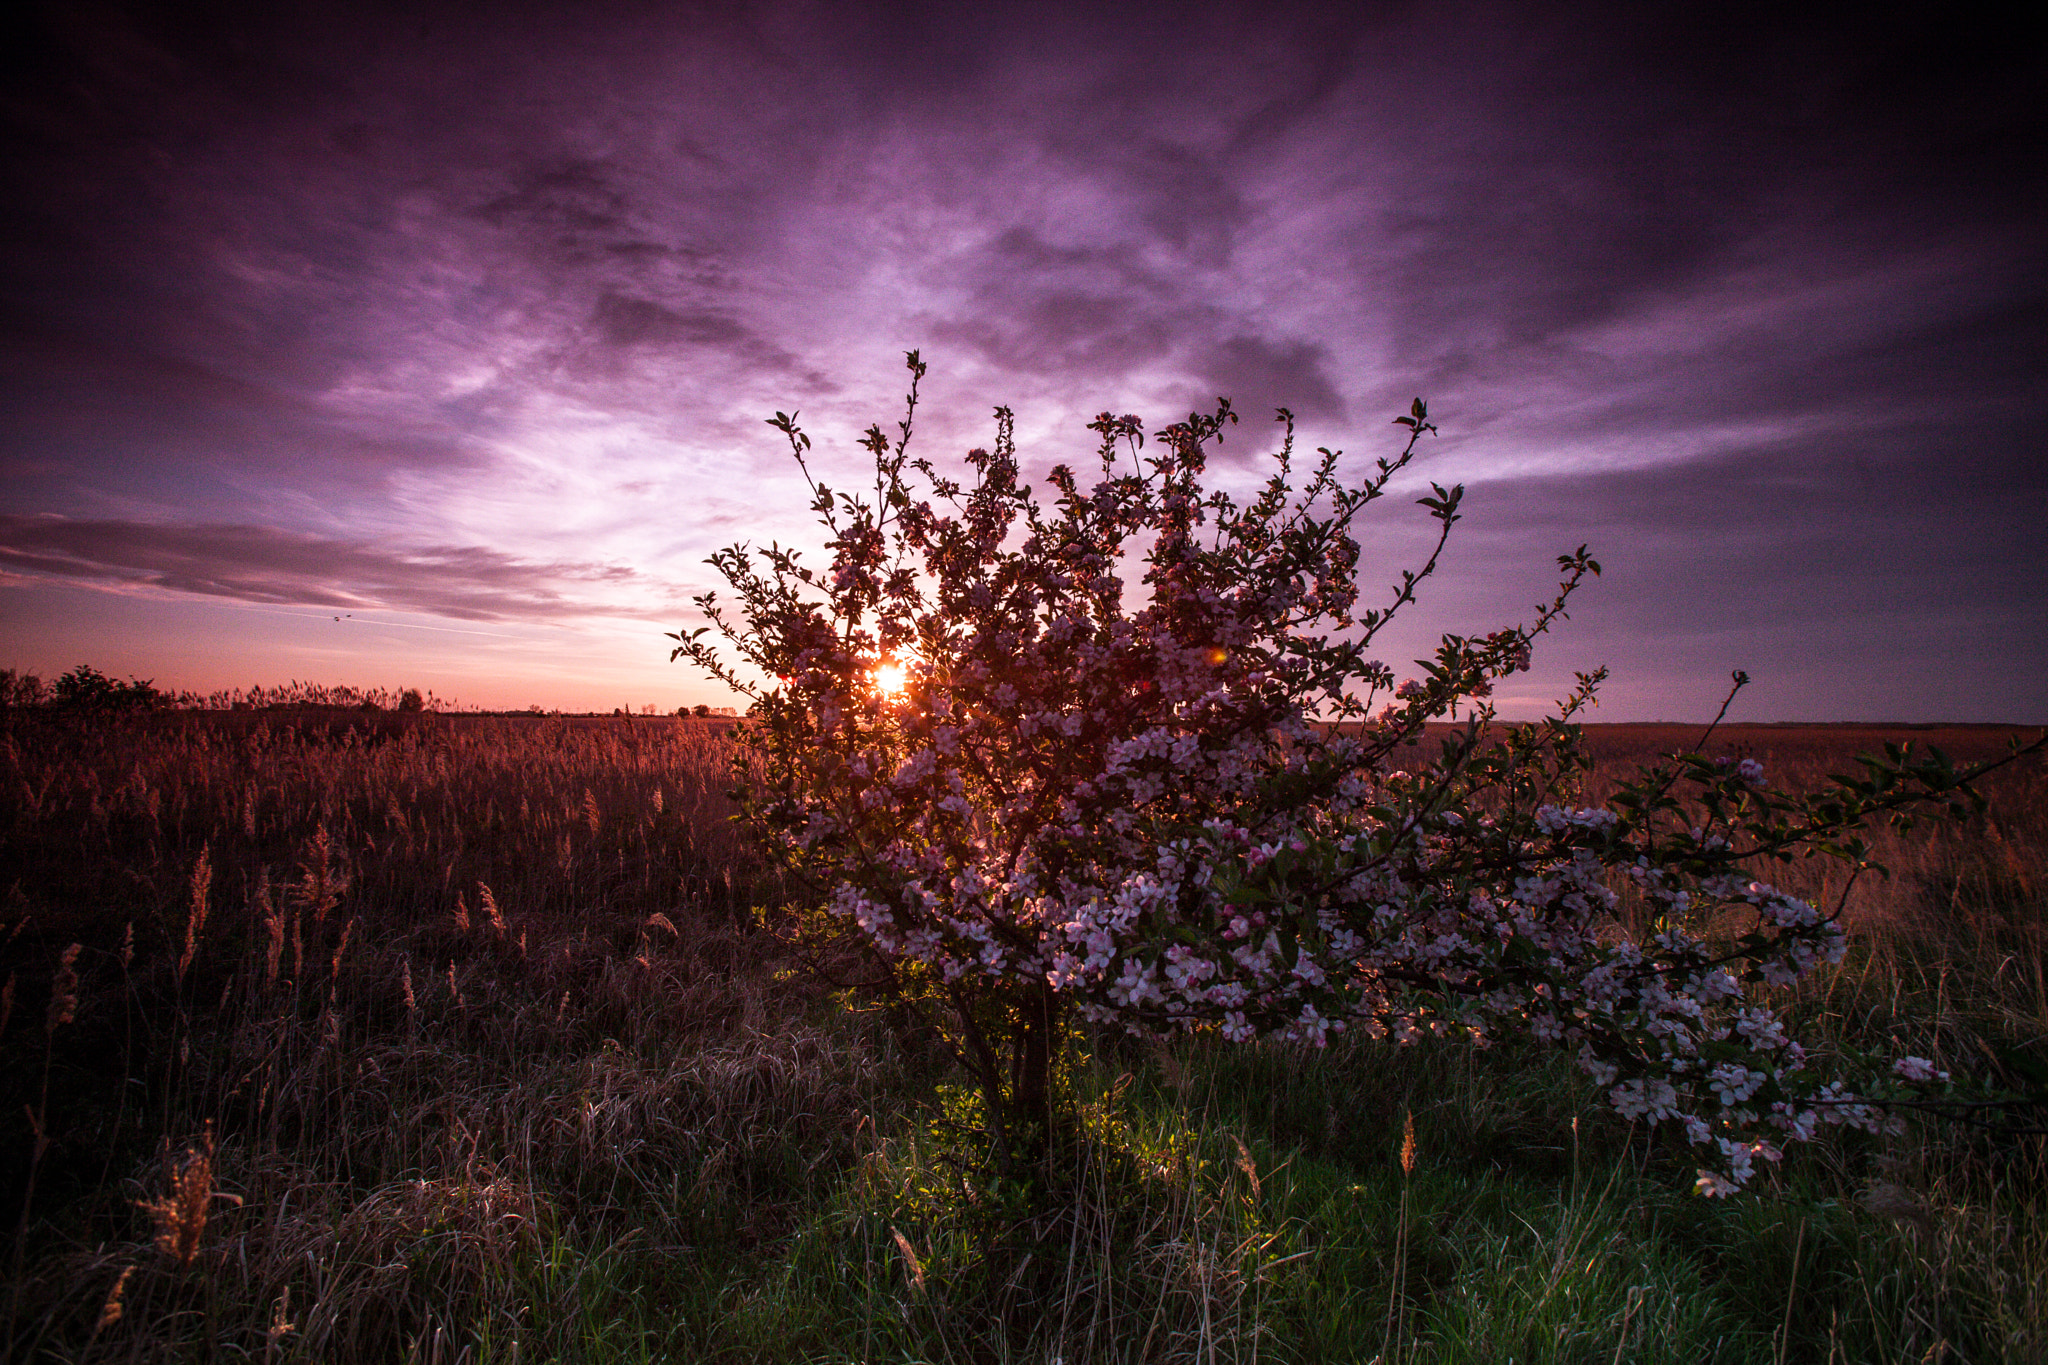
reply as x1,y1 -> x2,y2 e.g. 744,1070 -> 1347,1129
872,659 -> 908,699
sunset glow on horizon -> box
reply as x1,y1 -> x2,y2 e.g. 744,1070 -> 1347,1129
1,3 -> 2041,722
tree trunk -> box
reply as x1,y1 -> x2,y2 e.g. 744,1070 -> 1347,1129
949,980 -> 1068,1178
1006,981 -> 1062,1171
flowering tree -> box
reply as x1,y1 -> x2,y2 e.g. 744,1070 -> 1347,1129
675,351 -> 2022,1190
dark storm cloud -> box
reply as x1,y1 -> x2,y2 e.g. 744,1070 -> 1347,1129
0,514 -> 663,622
1280,6 -> 2048,418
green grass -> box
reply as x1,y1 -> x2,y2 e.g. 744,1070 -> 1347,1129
700,1030 -> 2034,1364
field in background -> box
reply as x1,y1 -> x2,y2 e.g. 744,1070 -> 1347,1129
1,711 -> 2041,1362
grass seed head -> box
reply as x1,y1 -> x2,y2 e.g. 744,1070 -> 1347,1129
1229,1132 -> 1261,1199
479,883 -> 506,940
260,877 -> 283,988
46,943 -> 80,1034
94,1265 -> 134,1333
265,1285 -> 295,1351
139,1127 -> 219,1266
292,826 -> 344,929
891,1226 -> 927,1292
328,916 -> 356,985
177,844 -> 212,984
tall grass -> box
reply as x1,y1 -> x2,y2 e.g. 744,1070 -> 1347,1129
1,712 -> 2041,1361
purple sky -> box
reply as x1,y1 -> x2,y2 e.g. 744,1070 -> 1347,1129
2,1 -> 2042,719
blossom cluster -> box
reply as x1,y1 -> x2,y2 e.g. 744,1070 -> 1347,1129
677,355 -> 1967,1192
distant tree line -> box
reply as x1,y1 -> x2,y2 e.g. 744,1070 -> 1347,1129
0,668 -> 434,714
0,666 -> 733,718
1,665 -> 169,712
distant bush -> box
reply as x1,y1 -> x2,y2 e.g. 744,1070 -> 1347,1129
51,664 -> 167,712
398,688 -> 426,713
0,668 -> 47,708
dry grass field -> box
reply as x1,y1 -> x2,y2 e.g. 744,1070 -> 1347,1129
1,708 -> 2042,1362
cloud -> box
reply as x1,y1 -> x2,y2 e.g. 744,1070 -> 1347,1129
1437,415 -> 2048,642
470,161 -> 627,237
0,308 -> 497,503
589,295 -> 749,349
0,0 -> 2039,716
1191,335 -> 1345,423
0,515 -> 678,622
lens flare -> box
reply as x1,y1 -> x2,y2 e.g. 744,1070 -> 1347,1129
873,660 -> 908,699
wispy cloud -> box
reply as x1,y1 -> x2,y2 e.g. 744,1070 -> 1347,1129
0,515 -> 679,622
